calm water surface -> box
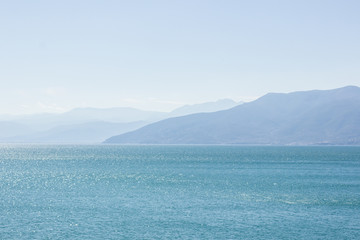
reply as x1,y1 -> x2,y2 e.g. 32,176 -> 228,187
0,145 -> 359,239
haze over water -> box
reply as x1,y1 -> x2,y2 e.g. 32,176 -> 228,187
1,145 -> 359,239
1,2 -> 360,238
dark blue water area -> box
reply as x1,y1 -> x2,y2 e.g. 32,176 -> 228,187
0,145 -> 359,239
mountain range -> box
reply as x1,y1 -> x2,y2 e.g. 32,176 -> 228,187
168,99 -> 240,117
0,99 -> 239,143
105,86 -> 360,145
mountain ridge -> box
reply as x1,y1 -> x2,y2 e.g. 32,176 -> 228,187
0,99 -> 239,143
105,86 -> 360,145
169,99 -> 240,117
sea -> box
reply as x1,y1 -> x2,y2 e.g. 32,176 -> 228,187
0,145 -> 359,239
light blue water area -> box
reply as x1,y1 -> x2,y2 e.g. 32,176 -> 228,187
0,145 -> 359,239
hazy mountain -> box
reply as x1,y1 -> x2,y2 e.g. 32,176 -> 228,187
3,121 -> 148,144
4,107 -> 167,131
0,99 -> 239,143
0,121 -> 34,138
105,86 -> 360,145
169,99 -> 240,117
0,107 -> 166,143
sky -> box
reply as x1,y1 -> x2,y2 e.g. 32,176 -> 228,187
1,0 -> 359,114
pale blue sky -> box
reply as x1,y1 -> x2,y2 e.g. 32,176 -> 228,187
1,0 -> 359,114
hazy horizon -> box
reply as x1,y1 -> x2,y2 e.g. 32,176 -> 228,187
0,85 -> 359,116
1,1 -> 360,115
1,2 -> 359,237
0,98 -> 242,117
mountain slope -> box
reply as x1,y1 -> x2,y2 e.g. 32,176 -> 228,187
8,107 -> 166,131
105,86 -> 360,145
3,121 -> 147,144
0,99 -> 238,143
169,99 -> 240,117
0,107 -> 166,143
0,121 -> 34,138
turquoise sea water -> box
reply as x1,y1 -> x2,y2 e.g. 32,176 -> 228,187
0,145 -> 359,239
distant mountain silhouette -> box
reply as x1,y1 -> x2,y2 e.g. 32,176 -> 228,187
3,121 -> 147,144
105,86 -> 360,145
0,121 -> 34,138
7,107 -> 166,131
169,99 -> 240,117
0,99 -> 238,143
